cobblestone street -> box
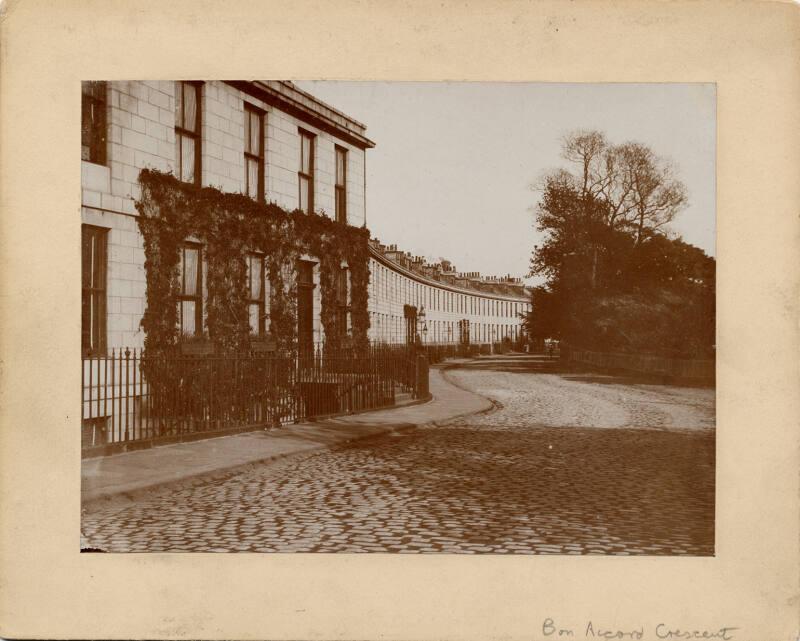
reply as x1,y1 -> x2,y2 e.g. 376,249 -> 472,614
81,356 -> 715,555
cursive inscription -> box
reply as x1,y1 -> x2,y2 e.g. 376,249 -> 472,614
654,624 -> 738,640
542,619 -> 739,641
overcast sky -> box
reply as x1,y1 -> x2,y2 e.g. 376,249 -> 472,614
296,82 -> 716,282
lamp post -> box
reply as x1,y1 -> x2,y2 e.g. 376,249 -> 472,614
418,306 -> 428,347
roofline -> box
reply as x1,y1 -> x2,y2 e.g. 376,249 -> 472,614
369,246 -> 530,303
281,81 -> 368,130
225,80 -> 376,150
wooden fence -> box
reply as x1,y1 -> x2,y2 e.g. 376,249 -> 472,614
565,347 -> 715,384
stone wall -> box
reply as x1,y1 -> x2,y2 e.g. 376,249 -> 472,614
367,256 -> 531,345
81,80 -> 367,351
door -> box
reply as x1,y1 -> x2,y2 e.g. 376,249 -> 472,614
404,304 -> 417,345
297,260 -> 315,353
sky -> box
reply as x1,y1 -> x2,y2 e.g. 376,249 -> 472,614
296,82 -> 716,283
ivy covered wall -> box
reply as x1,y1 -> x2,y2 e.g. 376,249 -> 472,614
135,169 -> 371,354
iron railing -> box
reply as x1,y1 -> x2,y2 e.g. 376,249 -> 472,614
81,344 -> 427,455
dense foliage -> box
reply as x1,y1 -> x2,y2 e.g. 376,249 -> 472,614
135,169 -> 371,355
526,131 -> 715,359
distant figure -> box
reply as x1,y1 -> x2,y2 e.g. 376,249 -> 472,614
547,341 -> 555,360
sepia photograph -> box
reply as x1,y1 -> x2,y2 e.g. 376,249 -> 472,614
4,1 -> 800,638
79,80 -> 716,555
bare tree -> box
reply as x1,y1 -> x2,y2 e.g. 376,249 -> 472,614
615,142 -> 687,244
558,130 -> 688,244
561,129 -> 608,196
528,130 -> 710,358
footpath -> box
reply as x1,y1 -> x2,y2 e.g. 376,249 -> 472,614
82,363 -> 491,507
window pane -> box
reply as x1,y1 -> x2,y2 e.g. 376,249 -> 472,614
299,176 -> 309,212
89,81 -> 106,100
175,133 -> 182,179
243,110 -> 251,153
89,293 -> 97,348
82,291 -> 92,349
181,135 -> 195,183
245,255 -> 251,294
81,227 -> 107,351
81,86 -> 106,164
301,134 -> 311,173
92,290 -> 104,350
336,149 -> 345,185
183,83 -> 197,132
250,112 -> 260,154
81,100 -> 93,161
337,269 -> 347,302
183,247 -> 198,295
249,256 -> 262,299
247,158 -> 259,199
175,81 -> 183,128
335,188 -> 345,223
297,261 -> 314,285
298,135 -> 303,171
249,304 -> 260,335
181,301 -> 196,336
81,231 -> 93,288
92,233 -> 104,290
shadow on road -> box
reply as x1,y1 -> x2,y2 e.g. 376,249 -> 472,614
452,354 -> 714,388
320,423 -> 716,555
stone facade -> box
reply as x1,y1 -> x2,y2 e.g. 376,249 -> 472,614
81,79 -> 529,354
81,80 -> 370,352
368,243 -> 531,346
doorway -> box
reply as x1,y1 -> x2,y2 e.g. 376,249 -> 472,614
297,260 -> 315,353
404,304 -> 418,345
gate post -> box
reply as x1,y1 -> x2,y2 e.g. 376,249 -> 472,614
415,354 -> 429,399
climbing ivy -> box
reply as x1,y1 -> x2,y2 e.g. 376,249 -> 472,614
135,169 -> 371,355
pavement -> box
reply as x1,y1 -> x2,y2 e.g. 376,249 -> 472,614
81,363 -> 492,506
81,354 -> 715,554
446,361 -> 715,431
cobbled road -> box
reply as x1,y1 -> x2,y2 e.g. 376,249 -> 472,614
82,356 -> 715,555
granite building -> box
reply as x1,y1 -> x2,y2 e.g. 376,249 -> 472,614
81,80 -> 530,355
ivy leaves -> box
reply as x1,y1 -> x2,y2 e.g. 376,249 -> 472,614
135,169 -> 371,355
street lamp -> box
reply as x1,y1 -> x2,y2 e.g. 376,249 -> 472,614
418,306 -> 428,345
